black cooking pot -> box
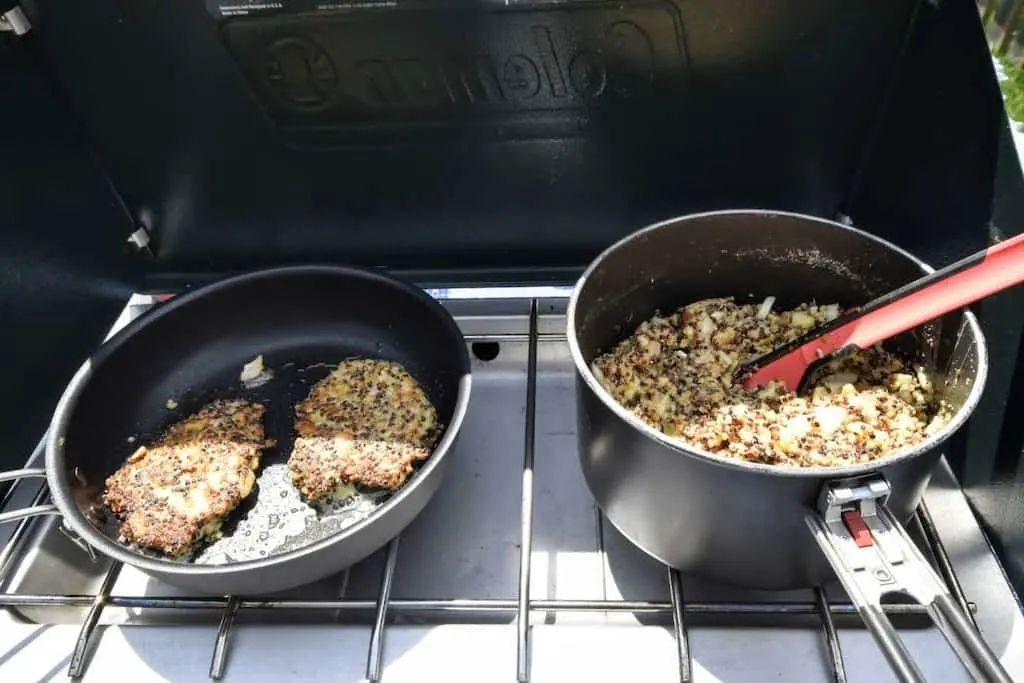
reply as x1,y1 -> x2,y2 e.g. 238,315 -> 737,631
567,210 -> 1010,682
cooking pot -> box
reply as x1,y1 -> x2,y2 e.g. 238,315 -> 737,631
567,210 -> 1010,682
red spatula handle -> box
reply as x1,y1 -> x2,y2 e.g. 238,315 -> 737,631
743,231 -> 1024,392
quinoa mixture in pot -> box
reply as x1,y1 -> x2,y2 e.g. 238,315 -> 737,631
590,297 -> 951,467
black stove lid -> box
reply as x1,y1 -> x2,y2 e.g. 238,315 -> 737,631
21,0 -> 1001,286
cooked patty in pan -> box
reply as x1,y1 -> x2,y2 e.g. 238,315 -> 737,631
288,358 -> 441,502
104,399 -> 271,558
591,297 -> 948,468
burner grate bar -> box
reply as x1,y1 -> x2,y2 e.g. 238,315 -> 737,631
914,505 -> 976,629
68,562 -> 121,679
366,537 -> 401,683
209,595 -> 240,680
515,299 -> 540,683
667,568 -> 692,683
0,442 -> 48,584
0,484 -> 47,584
0,594 -> 974,616
815,587 -> 848,683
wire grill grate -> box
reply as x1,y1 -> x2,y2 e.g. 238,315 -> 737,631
0,299 -> 980,682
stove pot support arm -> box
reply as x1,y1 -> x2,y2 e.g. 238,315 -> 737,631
808,476 -> 1013,683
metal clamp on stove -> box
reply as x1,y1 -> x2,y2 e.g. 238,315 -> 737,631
807,476 -> 1012,683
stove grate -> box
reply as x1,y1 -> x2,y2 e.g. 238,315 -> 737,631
0,299 -> 980,683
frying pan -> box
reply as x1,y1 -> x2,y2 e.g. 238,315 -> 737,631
568,210 -> 1011,682
3,265 -> 472,595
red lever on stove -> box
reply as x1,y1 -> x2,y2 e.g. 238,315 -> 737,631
841,510 -> 873,548
741,231 -> 1024,393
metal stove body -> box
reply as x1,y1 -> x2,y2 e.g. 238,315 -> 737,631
3,0 -> 1024,680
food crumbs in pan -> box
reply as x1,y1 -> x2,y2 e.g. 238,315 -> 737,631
287,358 -> 442,502
240,354 -> 274,389
103,399 -> 273,558
591,297 -> 952,467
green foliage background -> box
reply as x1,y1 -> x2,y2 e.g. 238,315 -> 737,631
998,55 -> 1024,124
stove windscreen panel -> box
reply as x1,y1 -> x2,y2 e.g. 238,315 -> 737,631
0,35 -> 137,479
30,0 -> 919,281
944,118 -> 1024,604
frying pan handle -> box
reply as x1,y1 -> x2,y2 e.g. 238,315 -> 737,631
0,468 -> 60,526
806,477 -> 1013,683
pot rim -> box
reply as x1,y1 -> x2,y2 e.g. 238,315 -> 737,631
565,208 -> 990,478
45,264 -> 474,577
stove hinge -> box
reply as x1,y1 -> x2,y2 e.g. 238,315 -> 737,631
127,226 -> 154,258
0,5 -> 31,36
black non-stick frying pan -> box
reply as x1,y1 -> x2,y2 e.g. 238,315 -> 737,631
25,265 -> 471,595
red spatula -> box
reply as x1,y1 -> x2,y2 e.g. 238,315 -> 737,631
739,231 -> 1024,394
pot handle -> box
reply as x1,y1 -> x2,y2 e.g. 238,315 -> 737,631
806,477 -> 1012,683
0,468 -> 60,525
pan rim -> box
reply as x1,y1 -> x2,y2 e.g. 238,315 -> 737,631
45,264 -> 473,576
565,208 -> 990,479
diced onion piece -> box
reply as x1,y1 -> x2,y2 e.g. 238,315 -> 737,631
791,311 -> 816,329
814,406 -> 847,435
241,355 -> 265,384
240,354 -> 273,388
757,296 -> 776,319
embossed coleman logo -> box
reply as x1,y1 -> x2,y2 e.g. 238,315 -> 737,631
257,12 -> 680,114
348,22 -> 658,108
